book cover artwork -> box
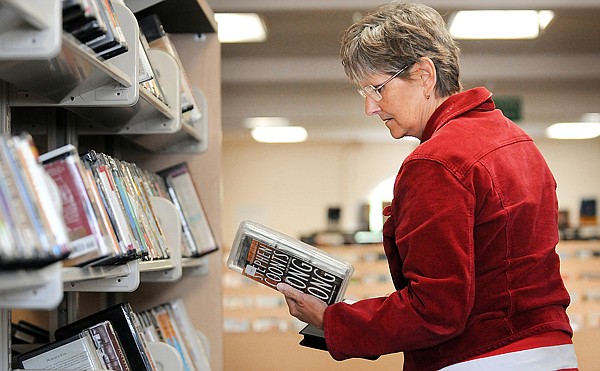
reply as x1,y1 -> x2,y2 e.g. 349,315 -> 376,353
228,221 -> 354,306
243,238 -> 343,305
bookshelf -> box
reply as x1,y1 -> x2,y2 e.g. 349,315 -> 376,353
0,0 -> 222,370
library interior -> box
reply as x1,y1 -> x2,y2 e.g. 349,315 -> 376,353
2,0 -> 600,370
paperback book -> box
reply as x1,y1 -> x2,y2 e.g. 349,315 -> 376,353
16,331 -> 106,370
80,150 -> 140,260
157,162 -> 219,258
55,302 -> 157,371
137,299 -> 211,371
227,221 -> 354,305
0,133 -> 70,268
39,144 -> 121,267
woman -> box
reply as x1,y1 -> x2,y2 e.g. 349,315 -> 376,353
277,2 -> 578,370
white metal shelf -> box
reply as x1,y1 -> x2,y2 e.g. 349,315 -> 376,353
140,197 -> 183,282
0,262 -> 63,309
0,0 -> 61,59
63,259 -> 140,293
182,256 -> 210,276
74,48 -> 181,144
163,85 -> 208,153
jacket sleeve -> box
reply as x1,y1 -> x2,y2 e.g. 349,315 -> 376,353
323,159 -> 476,361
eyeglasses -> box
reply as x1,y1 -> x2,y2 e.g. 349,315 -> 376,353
357,64 -> 411,102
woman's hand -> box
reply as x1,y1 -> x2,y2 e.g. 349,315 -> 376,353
277,283 -> 327,329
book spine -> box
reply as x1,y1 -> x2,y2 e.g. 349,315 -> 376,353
0,144 -> 32,261
95,155 -> 138,256
43,157 -> 104,265
121,162 -> 167,260
152,307 -> 194,371
87,321 -> 131,371
124,305 -> 158,371
12,134 -> 70,257
110,157 -> 149,257
0,137 -> 54,261
161,163 -> 218,257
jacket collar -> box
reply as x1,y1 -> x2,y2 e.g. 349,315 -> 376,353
421,87 -> 494,142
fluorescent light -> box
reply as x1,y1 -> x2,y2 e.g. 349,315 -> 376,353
449,10 -> 554,39
243,117 -> 290,128
251,126 -> 308,143
214,13 -> 267,43
545,122 -> 600,140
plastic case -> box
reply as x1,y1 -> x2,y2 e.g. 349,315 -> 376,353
227,220 -> 354,305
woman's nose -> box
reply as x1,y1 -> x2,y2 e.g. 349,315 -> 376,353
365,97 -> 381,116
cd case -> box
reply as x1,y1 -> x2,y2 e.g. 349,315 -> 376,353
227,221 -> 354,305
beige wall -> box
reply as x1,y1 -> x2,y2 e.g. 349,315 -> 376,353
222,137 -> 600,246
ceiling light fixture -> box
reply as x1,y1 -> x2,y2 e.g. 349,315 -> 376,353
243,117 -> 290,128
244,117 -> 308,143
449,10 -> 554,39
251,126 -> 308,143
545,114 -> 600,140
214,13 -> 267,43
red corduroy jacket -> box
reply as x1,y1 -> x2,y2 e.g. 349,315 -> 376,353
323,87 -> 572,371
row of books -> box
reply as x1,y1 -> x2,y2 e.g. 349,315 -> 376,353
138,13 -> 203,125
41,144 -> 172,266
63,1 -> 203,126
138,300 -> 211,371
63,0 -> 166,104
0,133 -> 218,270
63,0 -> 128,60
13,300 -> 211,371
0,134 -> 70,269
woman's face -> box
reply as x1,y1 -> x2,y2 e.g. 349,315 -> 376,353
360,69 -> 430,140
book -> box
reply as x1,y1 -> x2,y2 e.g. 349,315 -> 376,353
108,155 -> 150,258
138,13 -> 200,123
55,302 -> 157,371
0,134 -> 70,268
299,324 -> 327,351
0,137 -> 40,263
137,30 -> 167,103
120,161 -> 169,261
148,306 -> 194,371
157,162 -> 219,258
80,150 -> 139,260
39,144 -> 120,267
88,320 -> 131,371
168,299 -> 211,371
63,0 -> 108,43
16,331 -> 106,370
12,134 -> 71,256
138,299 -> 211,371
227,220 -> 354,305
86,0 -> 128,60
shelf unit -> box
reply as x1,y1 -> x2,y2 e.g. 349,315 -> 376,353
0,0 -> 222,369
2,1 -> 207,153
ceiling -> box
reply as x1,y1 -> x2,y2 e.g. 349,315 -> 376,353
207,0 -> 600,143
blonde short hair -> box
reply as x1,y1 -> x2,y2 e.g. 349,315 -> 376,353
340,1 -> 462,97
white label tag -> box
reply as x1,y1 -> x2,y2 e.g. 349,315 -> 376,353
244,265 -> 257,276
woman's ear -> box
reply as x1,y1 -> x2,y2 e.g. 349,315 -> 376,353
415,57 -> 436,99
